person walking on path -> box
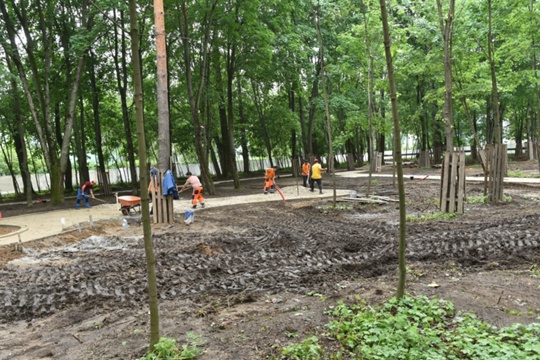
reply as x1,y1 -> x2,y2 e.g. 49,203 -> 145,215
263,166 -> 278,194
76,180 -> 97,208
309,159 -> 327,194
179,171 -> 205,209
301,160 -> 311,187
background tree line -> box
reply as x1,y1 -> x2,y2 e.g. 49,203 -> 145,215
0,0 -> 538,205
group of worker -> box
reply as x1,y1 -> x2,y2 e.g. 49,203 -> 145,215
75,158 -> 326,210
264,158 -> 327,195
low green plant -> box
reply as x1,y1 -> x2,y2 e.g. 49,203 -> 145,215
467,195 -> 488,204
321,205 -> 353,212
507,169 -> 540,178
406,212 -> 458,222
281,336 -> 322,359
282,295 -> 540,359
530,264 -> 540,278
141,334 -> 204,360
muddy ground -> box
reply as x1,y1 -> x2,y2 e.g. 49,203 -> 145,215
1,162 -> 540,359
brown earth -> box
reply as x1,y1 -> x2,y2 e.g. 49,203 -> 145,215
1,161 -> 540,359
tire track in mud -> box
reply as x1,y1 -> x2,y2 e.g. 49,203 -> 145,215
1,207 -> 539,322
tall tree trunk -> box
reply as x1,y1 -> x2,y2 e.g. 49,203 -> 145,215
89,51 -> 111,194
129,0 -> 160,350
154,2 -> 170,171
488,0 -> 501,144
314,5 -> 335,206
437,0 -> 455,152
238,80 -> 250,174
251,80 -> 274,166
225,33 -> 240,188
7,57 -> 34,205
178,0 -> 217,194
379,0 -> 407,299
113,9 -> 138,193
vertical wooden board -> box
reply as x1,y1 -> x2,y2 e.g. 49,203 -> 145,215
495,144 -> 503,200
150,191 -> 157,223
440,152 -> 451,212
448,153 -> 458,213
487,146 -> 494,200
499,144 -> 507,200
167,195 -> 174,224
457,152 -> 466,214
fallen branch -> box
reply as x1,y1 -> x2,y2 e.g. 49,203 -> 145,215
72,333 -> 83,343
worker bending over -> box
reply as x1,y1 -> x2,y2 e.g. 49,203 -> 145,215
263,166 -> 278,194
180,171 -> 205,209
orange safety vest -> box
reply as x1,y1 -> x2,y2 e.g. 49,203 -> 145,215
302,163 -> 311,176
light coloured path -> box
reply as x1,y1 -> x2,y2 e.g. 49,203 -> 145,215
1,171 -> 538,246
338,170 -> 540,184
0,184 -> 350,246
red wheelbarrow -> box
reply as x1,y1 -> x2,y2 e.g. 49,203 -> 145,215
118,195 -> 141,215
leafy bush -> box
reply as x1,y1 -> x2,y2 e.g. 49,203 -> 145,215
141,334 -> 204,360
281,336 -> 322,359
281,296 -> 540,359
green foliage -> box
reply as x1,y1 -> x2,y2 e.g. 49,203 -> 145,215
281,336 -> 322,359
306,295 -> 540,359
406,212 -> 458,222
141,335 -> 204,360
507,169 -> 540,179
466,195 -> 488,204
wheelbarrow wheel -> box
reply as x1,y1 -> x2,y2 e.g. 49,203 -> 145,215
121,208 -> 129,216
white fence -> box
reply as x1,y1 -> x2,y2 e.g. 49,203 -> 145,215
0,156 -> 314,195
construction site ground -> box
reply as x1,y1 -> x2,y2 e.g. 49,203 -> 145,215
1,161 -> 540,359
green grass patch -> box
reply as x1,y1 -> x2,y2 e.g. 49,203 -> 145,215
406,212 -> 458,222
507,169 -> 540,178
280,295 -> 540,359
141,334 -> 204,360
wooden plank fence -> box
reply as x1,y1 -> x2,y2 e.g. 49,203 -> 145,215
148,170 -> 174,224
440,150 -> 466,214
487,144 -> 507,202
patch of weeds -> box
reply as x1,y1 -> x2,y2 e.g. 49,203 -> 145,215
370,179 -> 378,186
141,334 -> 204,360
406,265 -> 425,280
530,264 -> 540,278
507,169 -> 540,178
466,195 -> 488,204
321,205 -> 353,211
466,194 -> 513,203
306,291 -> 326,301
281,336 -> 322,359
286,331 -> 299,338
407,211 -> 458,222
503,308 -> 523,317
281,295 -> 540,359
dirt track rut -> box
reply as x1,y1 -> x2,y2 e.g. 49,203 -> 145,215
1,200 -> 540,323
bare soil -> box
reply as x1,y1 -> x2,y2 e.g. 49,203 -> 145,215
1,162 -> 540,359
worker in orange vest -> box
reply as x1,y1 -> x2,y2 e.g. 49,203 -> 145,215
301,159 -> 311,187
263,166 -> 277,194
